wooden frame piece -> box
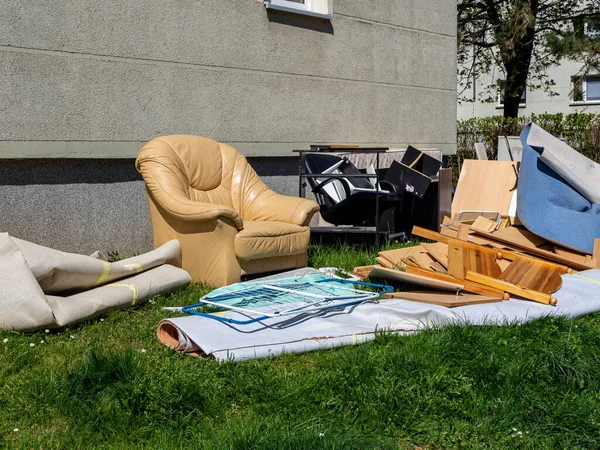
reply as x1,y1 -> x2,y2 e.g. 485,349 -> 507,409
405,265 -> 508,299
382,291 -> 501,307
465,271 -> 557,306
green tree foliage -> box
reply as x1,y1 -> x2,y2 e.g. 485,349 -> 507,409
458,0 -> 600,118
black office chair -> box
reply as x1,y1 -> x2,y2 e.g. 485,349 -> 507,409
304,154 -> 404,226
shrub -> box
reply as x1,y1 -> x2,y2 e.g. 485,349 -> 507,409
449,113 -> 600,184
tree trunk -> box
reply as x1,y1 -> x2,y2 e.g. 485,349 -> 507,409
502,65 -> 528,119
500,0 -> 538,119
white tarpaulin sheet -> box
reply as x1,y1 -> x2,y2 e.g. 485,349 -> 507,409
158,270 -> 600,361
0,233 -> 191,331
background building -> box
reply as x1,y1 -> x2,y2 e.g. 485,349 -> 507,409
1,0 -> 457,255
458,60 -> 600,120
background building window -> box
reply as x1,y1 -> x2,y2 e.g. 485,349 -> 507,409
573,76 -> 600,103
498,81 -> 527,107
264,0 -> 332,19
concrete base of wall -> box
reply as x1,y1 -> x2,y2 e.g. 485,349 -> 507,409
0,157 -> 300,256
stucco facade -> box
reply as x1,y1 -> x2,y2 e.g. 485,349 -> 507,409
0,0 -> 457,254
458,60 -> 600,120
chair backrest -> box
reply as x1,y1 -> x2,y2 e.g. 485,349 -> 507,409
137,135 -> 236,208
137,135 -> 277,218
304,154 -> 376,205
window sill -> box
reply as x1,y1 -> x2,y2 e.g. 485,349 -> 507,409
495,105 -> 527,109
569,101 -> 600,106
264,1 -> 332,19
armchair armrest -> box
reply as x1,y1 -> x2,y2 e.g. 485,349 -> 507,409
154,192 -> 244,229
245,190 -> 319,226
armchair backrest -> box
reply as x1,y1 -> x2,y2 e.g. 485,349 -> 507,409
136,135 -> 273,218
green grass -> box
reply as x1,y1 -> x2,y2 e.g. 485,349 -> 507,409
1,242 -> 600,449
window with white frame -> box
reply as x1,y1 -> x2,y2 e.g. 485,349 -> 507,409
572,76 -> 600,103
264,0 -> 332,19
498,80 -> 526,107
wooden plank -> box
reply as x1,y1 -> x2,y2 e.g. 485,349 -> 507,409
350,265 -> 374,280
412,226 -> 578,271
382,291 -> 501,307
470,227 -> 592,271
457,223 -> 470,241
451,160 -> 519,218
376,256 -> 395,269
369,265 -> 463,292
412,226 -> 451,244
471,216 -> 498,233
447,240 -> 465,279
440,226 -> 458,238
378,246 -> 421,269
407,250 -> 439,270
498,256 -> 564,294
465,271 -> 557,306
594,238 -> 600,269
554,247 -> 589,265
421,242 -> 448,268
491,226 -> 548,248
405,265 -> 508,299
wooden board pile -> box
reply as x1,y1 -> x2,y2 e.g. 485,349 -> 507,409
351,158 -> 600,308
353,218 -> 599,307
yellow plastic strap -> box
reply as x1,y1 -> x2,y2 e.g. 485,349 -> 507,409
352,334 -> 358,345
567,273 -> 600,287
108,283 -> 139,305
94,261 -> 111,287
124,263 -> 144,273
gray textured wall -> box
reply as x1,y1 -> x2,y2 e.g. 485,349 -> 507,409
0,157 -> 299,255
0,0 -> 457,254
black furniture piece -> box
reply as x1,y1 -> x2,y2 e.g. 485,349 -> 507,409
303,153 -> 404,227
295,146 -> 452,244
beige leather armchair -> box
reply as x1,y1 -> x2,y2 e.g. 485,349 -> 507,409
136,135 -> 319,287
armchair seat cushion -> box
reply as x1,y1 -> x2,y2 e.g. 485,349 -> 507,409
234,221 -> 310,261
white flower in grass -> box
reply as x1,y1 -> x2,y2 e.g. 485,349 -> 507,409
2,338 -> 7,344
140,349 -> 146,353
45,329 -> 50,334
40,340 -> 44,344
69,335 -> 75,339
29,343 -> 35,347
319,432 -> 325,438
13,428 -> 18,432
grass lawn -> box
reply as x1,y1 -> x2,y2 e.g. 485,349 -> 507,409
1,241 -> 600,449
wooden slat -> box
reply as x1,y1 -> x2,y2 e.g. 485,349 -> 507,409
554,247 -> 589,265
378,246 -> 421,269
382,291 -> 501,307
465,271 -> 557,306
405,265 -> 508,299
350,265 -> 374,280
490,226 -> 548,248
375,256 -> 394,269
457,223 -> 470,241
369,265 -> 463,292
594,238 -> 600,269
471,216 -> 498,233
407,251 -> 439,270
469,227 -> 592,271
